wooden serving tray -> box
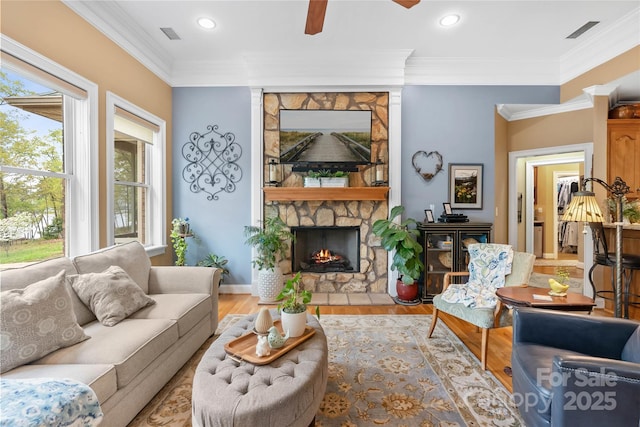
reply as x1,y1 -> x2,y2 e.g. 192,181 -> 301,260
224,320 -> 316,365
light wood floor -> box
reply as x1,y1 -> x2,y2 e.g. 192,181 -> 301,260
217,265 -> 605,393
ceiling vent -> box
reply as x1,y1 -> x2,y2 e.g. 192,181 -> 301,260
160,27 -> 181,40
566,21 -> 599,39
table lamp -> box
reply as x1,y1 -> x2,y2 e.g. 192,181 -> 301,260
561,176 -> 629,317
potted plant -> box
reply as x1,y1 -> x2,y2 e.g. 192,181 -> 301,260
607,196 -> 640,224
171,217 -> 194,266
276,272 -> 320,337
198,252 -> 230,283
372,205 -> 424,302
244,216 -> 295,302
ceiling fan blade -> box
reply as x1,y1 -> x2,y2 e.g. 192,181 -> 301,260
392,0 -> 420,8
305,0 -> 328,35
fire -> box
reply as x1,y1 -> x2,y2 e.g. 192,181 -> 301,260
311,248 -> 341,264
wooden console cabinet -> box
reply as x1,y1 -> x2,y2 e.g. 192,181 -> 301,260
418,222 -> 492,303
608,119 -> 640,200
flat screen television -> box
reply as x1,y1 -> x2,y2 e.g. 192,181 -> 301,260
279,110 -> 372,171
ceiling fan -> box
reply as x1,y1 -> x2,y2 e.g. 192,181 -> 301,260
305,0 -> 420,35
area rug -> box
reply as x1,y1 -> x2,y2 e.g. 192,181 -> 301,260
528,271 -> 584,293
128,315 -> 523,427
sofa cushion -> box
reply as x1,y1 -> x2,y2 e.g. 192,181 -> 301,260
130,293 -> 211,337
2,363 -> 117,404
70,266 -> 156,326
34,318 -> 178,388
0,271 -> 90,373
73,241 -> 151,293
0,256 -> 95,326
621,327 -> 640,363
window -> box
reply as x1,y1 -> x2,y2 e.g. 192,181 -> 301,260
106,93 -> 165,256
0,36 -> 98,260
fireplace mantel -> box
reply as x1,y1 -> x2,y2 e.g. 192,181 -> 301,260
263,187 -> 389,202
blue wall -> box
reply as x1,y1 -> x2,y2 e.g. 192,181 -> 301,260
401,85 -> 559,223
172,87 -> 252,284
172,85 -> 559,286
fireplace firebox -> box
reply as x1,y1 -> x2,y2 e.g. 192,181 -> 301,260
291,226 -> 360,273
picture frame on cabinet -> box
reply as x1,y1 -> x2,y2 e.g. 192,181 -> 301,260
424,209 -> 435,223
449,163 -> 483,209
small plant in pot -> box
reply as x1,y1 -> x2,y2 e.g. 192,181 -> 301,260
170,217 -> 194,266
372,205 -> 425,302
244,216 -> 295,303
276,272 -> 320,337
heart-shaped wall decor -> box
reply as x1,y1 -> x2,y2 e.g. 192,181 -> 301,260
411,150 -> 443,181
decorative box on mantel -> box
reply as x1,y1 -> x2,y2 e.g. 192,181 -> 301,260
303,177 -> 349,188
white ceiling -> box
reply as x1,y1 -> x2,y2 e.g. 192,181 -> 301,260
64,0 -> 639,93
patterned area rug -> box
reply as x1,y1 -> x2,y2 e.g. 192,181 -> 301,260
128,315 -> 523,427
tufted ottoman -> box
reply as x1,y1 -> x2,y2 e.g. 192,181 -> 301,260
192,311 -> 328,427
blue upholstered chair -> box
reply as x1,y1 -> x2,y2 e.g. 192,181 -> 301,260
511,308 -> 640,427
427,246 -> 535,370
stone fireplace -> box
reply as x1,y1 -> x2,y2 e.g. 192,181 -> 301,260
263,92 -> 390,294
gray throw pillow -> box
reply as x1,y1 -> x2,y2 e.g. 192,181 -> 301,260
0,271 -> 89,373
69,265 -> 155,327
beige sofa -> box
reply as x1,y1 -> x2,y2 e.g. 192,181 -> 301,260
1,241 -> 220,427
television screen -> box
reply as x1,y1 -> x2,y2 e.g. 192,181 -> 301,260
279,110 -> 372,169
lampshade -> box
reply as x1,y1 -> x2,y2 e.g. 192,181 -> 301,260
561,191 -> 605,223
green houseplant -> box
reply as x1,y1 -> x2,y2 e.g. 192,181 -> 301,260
275,272 -> 320,337
244,216 -> 295,302
170,217 -> 194,266
372,205 -> 424,302
197,253 -> 230,283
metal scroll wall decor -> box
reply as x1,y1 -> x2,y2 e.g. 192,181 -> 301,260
182,124 -> 242,201
411,150 -> 443,181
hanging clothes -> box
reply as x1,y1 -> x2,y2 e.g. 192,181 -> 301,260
557,176 -> 579,253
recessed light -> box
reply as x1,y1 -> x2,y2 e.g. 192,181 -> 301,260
197,17 -> 216,30
439,14 -> 460,27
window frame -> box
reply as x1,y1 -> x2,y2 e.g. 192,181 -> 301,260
106,92 -> 166,257
1,35 -> 99,257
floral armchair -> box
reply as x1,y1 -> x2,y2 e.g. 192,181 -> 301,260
427,244 -> 535,369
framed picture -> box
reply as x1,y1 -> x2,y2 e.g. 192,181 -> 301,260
442,203 -> 453,215
449,163 -> 483,209
424,209 -> 435,223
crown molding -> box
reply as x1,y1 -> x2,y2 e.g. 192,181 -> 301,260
242,50 -> 413,88
497,94 -> 593,121
62,0 -> 173,84
64,1 -> 638,88
559,7 -> 640,85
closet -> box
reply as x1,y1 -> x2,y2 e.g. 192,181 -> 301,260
557,176 -> 579,253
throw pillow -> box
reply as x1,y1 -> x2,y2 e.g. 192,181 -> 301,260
70,265 -> 155,327
0,271 -> 89,374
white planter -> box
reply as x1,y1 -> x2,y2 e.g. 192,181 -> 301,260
320,177 -> 349,187
258,267 -> 283,303
280,310 -> 307,338
303,177 -> 321,187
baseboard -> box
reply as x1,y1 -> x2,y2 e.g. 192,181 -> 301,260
219,284 -> 252,294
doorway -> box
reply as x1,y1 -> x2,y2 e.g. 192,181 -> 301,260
508,143 -> 594,296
